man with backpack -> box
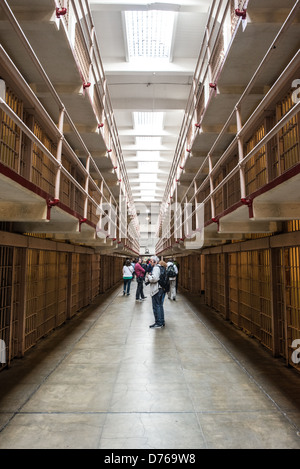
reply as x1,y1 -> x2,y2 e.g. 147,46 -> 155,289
166,259 -> 178,301
145,256 -> 165,329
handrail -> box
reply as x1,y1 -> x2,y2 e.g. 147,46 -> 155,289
68,0 -> 136,219
156,0 -> 300,248
0,43 -> 116,210
156,0 -> 240,235
0,0 -> 137,248
181,48 -> 300,211
169,102 -> 299,239
0,97 -> 120,231
157,101 -> 300,245
159,0 -> 236,216
0,98 -> 60,168
176,0 -> 300,208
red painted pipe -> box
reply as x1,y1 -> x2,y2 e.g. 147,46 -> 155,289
235,9 -> 247,19
56,8 -> 67,18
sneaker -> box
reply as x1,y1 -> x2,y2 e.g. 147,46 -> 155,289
153,324 -> 162,328
149,323 -> 157,328
173,298 -> 176,301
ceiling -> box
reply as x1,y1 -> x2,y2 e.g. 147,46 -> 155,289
89,1 -> 212,228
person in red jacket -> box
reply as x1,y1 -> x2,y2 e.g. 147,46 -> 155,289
135,257 -> 147,301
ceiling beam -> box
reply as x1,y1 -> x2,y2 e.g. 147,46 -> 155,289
90,2 -> 211,13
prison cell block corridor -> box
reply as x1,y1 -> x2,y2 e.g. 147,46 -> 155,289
1,278 -> 300,449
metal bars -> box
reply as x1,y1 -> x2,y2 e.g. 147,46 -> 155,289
0,238 -> 123,369
0,246 -> 13,370
0,1 -> 139,254
158,89 -> 300,249
0,87 -> 22,173
201,240 -> 300,372
156,0 -> 300,252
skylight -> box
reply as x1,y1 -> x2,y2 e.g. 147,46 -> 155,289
136,151 -> 161,161
125,10 -> 175,60
133,112 -> 164,130
137,183 -> 157,190
138,162 -> 159,172
138,173 -> 158,182
136,137 -> 161,149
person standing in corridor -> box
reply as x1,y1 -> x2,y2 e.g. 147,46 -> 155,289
167,259 -> 178,301
146,256 -> 164,328
122,259 -> 134,296
135,257 -> 147,301
158,259 -> 168,305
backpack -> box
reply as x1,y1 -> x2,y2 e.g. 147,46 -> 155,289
158,265 -> 170,293
166,264 -> 177,278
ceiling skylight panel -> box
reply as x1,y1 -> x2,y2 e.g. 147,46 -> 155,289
138,162 -> 159,172
137,191 -> 155,197
136,151 -> 161,161
133,112 -> 164,130
137,183 -> 157,190
139,173 -> 158,182
136,137 -> 161,149
125,11 -> 175,60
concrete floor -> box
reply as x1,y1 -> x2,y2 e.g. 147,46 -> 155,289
1,282 -> 300,449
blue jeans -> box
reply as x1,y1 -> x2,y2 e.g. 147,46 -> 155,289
123,278 -> 132,294
151,288 -> 164,326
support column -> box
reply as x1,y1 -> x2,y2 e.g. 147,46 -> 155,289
224,252 -> 230,321
208,155 -> 215,219
66,252 -> 73,320
17,248 -> 28,358
270,247 -> 280,357
55,107 -> 65,201
22,114 -> 35,182
83,154 -> 91,220
236,106 -> 246,199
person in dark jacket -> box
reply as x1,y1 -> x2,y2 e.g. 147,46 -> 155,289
135,257 -> 147,301
145,258 -> 152,274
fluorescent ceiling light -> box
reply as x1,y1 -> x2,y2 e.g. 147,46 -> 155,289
125,11 -> 175,60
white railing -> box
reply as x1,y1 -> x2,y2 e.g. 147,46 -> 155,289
156,0 -> 300,253
0,0 -> 140,253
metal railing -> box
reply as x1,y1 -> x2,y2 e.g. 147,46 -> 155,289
0,0 -> 140,253
156,0 -> 300,253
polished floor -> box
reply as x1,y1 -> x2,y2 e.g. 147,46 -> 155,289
1,281 -> 300,449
